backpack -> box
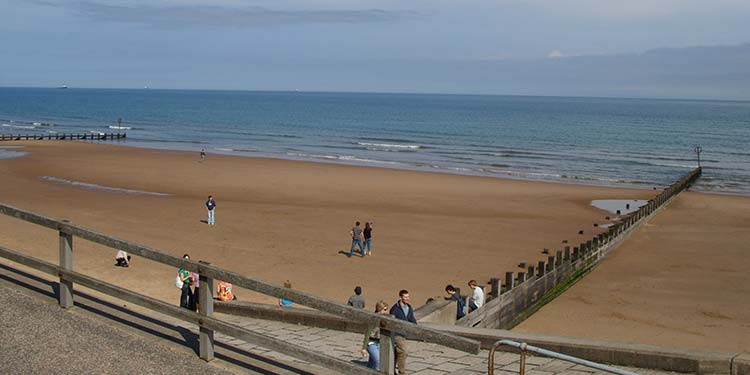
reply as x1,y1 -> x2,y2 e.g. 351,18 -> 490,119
175,274 -> 184,289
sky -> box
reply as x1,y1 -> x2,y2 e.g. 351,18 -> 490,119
1,0 -> 750,99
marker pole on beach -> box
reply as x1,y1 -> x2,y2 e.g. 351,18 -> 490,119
694,145 -> 702,167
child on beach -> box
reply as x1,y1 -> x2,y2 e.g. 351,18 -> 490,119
279,280 -> 294,307
217,280 -> 236,301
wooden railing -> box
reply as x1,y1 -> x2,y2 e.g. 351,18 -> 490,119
0,203 -> 480,374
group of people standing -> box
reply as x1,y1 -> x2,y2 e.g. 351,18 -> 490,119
348,221 -> 374,257
350,281 -> 485,373
348,287 -> 416,374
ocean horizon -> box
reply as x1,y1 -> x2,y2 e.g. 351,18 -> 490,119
1,87 -> 749,195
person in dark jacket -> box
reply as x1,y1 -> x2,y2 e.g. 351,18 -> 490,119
445,284 -> 466,320
389,289 -> 416,374
206,195 -> 216,225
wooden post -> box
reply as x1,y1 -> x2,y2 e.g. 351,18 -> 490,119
504,272 -> 514,291
572,247 -> 579,261
516,271 -> 526,284
527,266 -> 535,279
59,223 -> 74,309
380,329 -> 395,374
547,256 -> 555,271
489,278 -> 500,299
564,246 -> 570,261
199,261 -> 215,361
555,250 -> 562,265
537,261 -> 545,277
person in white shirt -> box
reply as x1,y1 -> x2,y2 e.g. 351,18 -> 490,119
115,250 -> 131,267
468,279 -> 484,312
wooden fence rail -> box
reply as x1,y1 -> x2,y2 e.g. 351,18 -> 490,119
0,202 -> 480,374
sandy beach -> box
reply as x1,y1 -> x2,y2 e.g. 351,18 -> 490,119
516,191 -> 750,353
0,141 -> 655,310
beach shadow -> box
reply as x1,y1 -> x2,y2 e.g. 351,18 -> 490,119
337,250 -> 355,258
199,220 -> 208,224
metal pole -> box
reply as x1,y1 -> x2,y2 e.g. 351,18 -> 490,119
488,339 -> 640,375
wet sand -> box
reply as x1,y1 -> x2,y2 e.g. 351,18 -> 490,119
516,192 -> 750,353
0,141 -> 653,311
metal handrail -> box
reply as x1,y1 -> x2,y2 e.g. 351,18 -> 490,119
488,339 -> 640,375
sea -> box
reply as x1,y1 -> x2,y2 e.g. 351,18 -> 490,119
1,87 -> 748,195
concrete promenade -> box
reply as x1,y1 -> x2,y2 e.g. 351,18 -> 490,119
1,261 -> 680,375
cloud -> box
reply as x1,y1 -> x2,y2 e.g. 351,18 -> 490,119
547,50 -> 563,58
29,0 -> 417,27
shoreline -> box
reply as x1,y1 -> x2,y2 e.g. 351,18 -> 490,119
7,139 -> 718,195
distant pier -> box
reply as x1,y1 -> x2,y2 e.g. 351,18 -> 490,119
0,133 -> 126,141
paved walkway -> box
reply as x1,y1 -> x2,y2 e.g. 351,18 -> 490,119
1,261 -> 683,374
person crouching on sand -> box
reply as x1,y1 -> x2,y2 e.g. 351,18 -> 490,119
217,280 -> 236,301
206,195 -> 216,225
115,250 -> 131,267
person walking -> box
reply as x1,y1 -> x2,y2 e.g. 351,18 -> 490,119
347,286 -> 365,309
349,221 -> 364,257
206,195 -> 216,226
200,149 -> 206,162
389,289 -> 417,375
361,300 -> 389,370
178,254 -> 194,309
468,280 -> 484,313
363,222 -> 374,256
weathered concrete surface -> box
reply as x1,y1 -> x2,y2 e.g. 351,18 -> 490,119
0,278 -> 231,375
415,299 -> 458,325
734,354 -> 750,375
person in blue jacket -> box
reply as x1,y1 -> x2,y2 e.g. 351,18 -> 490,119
445,284 -> 466,320
389,289 -> 416,374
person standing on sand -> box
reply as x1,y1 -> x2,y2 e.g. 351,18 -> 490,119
349,221 -> 364,257
389,289 -> 417,375
206,195 -> 216,225
361,300 -> 389,370
363,222 -> 374,256
347,286 -> 365,309
200,149 -> 206,162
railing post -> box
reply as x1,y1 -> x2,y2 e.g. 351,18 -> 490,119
380,329 -> 395,374
199,261 -> 215,361
59,222 -> 74,309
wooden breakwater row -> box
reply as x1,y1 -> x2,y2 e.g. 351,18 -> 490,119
458,167 -> 703,329
0,133 -> 126,141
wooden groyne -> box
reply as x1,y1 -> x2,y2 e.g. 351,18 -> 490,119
459,167 -> 703,329
0,133 -> 126,141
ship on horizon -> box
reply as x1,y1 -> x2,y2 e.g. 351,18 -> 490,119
58,84 -> 68,89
